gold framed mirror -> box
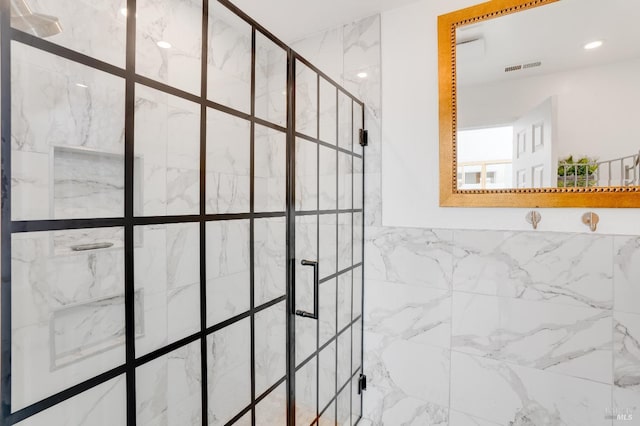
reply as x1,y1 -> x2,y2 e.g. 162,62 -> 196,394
438,0 -> 640,207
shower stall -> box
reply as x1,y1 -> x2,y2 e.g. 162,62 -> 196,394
0,0 -> 365,425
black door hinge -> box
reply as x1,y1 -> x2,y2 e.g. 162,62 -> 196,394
358,374 -> 367,394
359,129 -> 368,147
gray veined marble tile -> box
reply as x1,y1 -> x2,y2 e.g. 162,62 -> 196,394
255,383 -> 287,425
295,137 -> 318,211
452,292 -> 613,384
295,61 -> 318,138
11,228 -> 125,411
295,358 -> 317,426
206,220 -> 251,327
22,0 -> 127,67
338,92 -> 353,152
450,351 -> 612,426
615,311 -> 640,391
365,280 -> 451,349
136,0 -> 202,95
336,385 -> 351,426
319,341 -> 337,411
319,144 -> 338,211
254,217 -> 287,306
206,108 -> 251,214
366,227 -> 454,289
208,0 -> 252,113
337,328 -> 352,389
448,410 -> 501,426
452,230 -> 614,309
362,385 -> 449,426
337,271 -> 353,332
338,152 -> 353,211
254,301 -> 286,396
255,32 -> 287,127
319,78 -> 338,145
338,213 -> 353,272
136,341 -> 201,426
614,236 -> 640,315
254,125 -> 287,213
207,319 -> 251,426
14,376 -> 126,426
319,214 -> 338,279
364,332 -> 450,407
292,26 -> 344,86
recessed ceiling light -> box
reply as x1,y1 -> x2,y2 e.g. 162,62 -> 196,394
584,40 -> 603,50
157,40 -> 172,49
76,83 -> 89,88
120,8 -> 127,17
357,71 -> 368,79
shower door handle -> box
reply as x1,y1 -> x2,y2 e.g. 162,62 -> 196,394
295,260 -> 319,320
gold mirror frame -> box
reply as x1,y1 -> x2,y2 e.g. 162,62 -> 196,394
438,0 -> 640,207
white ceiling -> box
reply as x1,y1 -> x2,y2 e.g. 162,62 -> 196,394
456,0 -> 640,86
228,0 -> 420,42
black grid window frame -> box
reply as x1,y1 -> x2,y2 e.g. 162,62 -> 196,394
0,0 -> 366,425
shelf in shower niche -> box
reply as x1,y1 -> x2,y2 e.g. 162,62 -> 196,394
50,290 -> 145,371
50,145 -> 144,220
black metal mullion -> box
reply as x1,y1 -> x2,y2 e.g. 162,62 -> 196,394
333,84 -> 339,425
249,25 -> 257,426
285,44 -> 297,426
349,98 -> 355,424
0,0 -> 13,421
199,1 -> 210,425
314,71 -> 321,424
124,0 -> 137,424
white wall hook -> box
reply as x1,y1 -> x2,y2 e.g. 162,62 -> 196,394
525,211 -> 541,230
582,212 -> 600,232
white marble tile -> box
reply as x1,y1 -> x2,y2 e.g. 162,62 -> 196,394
136,341 -> 201,426
337,385 -> 351,426
208,1 -> 251,113
206,108 -> 251,214
362,385 -> 448,426
206,220 -> 250,326
11,228 -> 125,410
353,266 -> 363,320
135,223 -> 200,356
319,402 -> 336,425
11,44 -> 125,220
24,0 -> 126,67
338,153 -> 353,211
254,217 -> 287,306
319,213 -> 338,279
255,32 -> 287,127
615,311 -> 640,391
295,61 -> 318,138
343,16 -> 381,106
319,78 -> 337,145
338,328 -> 352,388
450,351 -> 612,426
353,320 -> 363,374
337,271 -> 353,332
363,172 -> 382,227
338,213 -> 353,272
319,341 -> 337,410
352,102 -> 365,158
338,91 -> 353,152
292,26 -> 344,85
353,212 -> 363,265
351,377 -> 363,425
614,236 -> 640,315
296,358 -> 317,425
319,278 -> 337,346
453,231 -> 614,309
207,318 -> 251,426
137,0 -> 202,94
255,302 -> 286,396
612,386 -> 640,424
448,410 -> 501,426
452,292 -> 612,384
366,227 -> 453,290
254,125 -> 287,213
15,376 -> 126,426
364,332 -> 450,407
295,138 -> 318,211
134,84 -> 200,217
365,280 -> 451,349
255,383 -> 287,425
319,145 -> 337,211
353,157 -> 364,210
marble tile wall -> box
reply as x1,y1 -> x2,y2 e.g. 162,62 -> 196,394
294,13 -> 640,426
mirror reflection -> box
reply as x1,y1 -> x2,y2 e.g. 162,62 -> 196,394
456,0 -> 640,190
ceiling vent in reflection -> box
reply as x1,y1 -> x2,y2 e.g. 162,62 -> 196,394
11,0 -> 62,38
504,61 -> 542,73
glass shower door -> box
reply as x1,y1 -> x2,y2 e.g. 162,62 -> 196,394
293,57 -> 365,426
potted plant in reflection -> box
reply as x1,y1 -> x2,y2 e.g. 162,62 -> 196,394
557,155 -> 598,187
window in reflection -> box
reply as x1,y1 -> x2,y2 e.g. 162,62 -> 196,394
457,126 -> 513,189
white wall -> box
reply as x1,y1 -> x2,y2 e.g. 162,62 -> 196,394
380,0 -> 640,235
